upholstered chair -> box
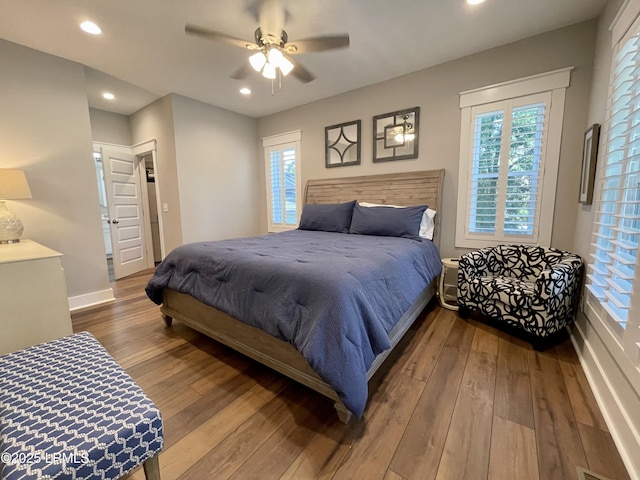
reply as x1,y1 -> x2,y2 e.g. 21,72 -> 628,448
457,245 -> 583,349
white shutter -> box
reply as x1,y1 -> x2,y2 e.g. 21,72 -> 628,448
469,109 -> 502,234
263,131 -> 302,232
504,101 -> 547,237
466,93 -> 549,242
587,30 -> 640,330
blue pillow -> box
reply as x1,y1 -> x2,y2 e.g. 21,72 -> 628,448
349,203 -> 427,239
298,200 -> 356,233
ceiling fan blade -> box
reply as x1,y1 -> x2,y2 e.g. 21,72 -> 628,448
288,58 -> 315,83
285,35 -> 350,54
185,24 -> 255,49
230,63 -> 252,80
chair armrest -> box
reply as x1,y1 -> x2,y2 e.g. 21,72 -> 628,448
535,256 -> 583,300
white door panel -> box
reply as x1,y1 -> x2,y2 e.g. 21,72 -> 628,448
102,147 -> 148,279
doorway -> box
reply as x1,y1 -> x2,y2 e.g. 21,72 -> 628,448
93,141 -> 161,281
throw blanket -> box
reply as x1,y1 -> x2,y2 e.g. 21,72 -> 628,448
146,230 -> 441,417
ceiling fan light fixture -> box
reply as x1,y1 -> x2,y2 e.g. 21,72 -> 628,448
249,51 -> 267,72
279,57 -> 294,76
267,47 -> 284,66
262,62 -> 277,79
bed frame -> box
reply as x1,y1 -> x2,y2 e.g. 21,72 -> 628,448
161,169 -> 445,422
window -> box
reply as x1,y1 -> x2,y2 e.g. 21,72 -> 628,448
263,131 -> 302,232
456,69 -> 571,249
585,10 -> 640,364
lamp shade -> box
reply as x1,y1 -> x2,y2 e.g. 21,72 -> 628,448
0,169 -> 32,200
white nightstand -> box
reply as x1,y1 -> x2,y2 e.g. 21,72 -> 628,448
438,257 -> 459,311
0,240 -> 72,355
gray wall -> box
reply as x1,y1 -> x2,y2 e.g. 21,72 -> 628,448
130,94 -> 260,251
89,108 -> 132,145
130,95 -> 183,254
171,94 -> 260,243
257,20 -> 597,258
0,39 -> 111,298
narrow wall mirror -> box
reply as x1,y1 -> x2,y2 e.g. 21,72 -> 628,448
373,106 -> 420,162
325,120 -> 361,168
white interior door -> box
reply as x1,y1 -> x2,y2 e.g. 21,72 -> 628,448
102,147 -> 148,279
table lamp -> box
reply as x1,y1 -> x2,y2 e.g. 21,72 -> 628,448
0,169 -> 32,244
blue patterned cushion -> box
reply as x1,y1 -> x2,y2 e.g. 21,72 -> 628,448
0,332 -> 163,480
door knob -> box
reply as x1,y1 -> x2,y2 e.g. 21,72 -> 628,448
111,219 -> 119,224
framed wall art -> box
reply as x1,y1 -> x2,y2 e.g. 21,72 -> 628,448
373,106 -> 420,162
325,120 -> 361,168
579,123 -> 600,205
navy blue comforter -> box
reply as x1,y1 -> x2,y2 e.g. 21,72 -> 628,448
146,230 -> 441,417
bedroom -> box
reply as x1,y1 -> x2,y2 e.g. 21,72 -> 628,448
0,0 -> 639,479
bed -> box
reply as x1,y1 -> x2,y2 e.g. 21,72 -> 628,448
146,169 -> 445,422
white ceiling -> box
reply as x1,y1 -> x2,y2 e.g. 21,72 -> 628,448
0,0 -> 607,118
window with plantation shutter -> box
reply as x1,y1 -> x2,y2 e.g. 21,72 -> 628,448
456,69 -> 571,249
263,131 -> 302,232
585,12 -> 640,364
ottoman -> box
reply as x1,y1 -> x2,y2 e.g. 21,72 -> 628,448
0,332 -> 163,480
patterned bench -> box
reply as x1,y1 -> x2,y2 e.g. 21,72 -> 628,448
0,332 -> 163,480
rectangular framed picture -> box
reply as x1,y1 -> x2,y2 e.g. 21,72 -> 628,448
579,123 -> 600,205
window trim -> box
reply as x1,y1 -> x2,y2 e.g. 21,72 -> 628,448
456,67 -> 572,249
262,130 -> 302,233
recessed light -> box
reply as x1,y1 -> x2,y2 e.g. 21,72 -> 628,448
239,87 -> 252,95
102,92 -> 115,100
80,21 -> 102,35
467,0 -> 485,4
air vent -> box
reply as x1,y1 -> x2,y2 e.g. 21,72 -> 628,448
577,466 -> 612,480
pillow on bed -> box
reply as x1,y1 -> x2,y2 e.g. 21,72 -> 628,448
298,200 -> 356,233
349,203 -> 427,239
360,202 -> 437,240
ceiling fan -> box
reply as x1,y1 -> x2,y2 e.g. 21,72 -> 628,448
185,0 -> 350,83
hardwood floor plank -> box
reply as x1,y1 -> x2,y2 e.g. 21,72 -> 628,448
435,329 -> 498,480
384,470 -> 407,480
226,397 -> 324,480
555,340 -> 609,431
331,373 -> 426,480
161,364 -> 266,447
577,422 -> 630,480
494,336 -> 535,429
389,319 -> 475,480
528,350 -> 588,480
488,415 -> 539,480
178,385 -> 308,479
159,388 -> 278,479
401,307 -> 456,382
279,415 -> 363,480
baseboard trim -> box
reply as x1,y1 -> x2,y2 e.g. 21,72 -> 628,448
68,288 -> 115,312
570,320 -> 640,480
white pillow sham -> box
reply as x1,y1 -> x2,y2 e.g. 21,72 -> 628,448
359,202 -> 436,240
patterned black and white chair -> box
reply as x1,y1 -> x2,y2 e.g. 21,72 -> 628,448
457,245 -> 583,349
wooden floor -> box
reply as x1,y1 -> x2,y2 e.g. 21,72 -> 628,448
71,269 -> 630,480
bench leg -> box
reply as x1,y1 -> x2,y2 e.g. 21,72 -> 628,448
143,454 -> 161,480
161,313 -> 173,327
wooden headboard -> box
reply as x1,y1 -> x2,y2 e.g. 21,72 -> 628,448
304,169 -> 445,245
